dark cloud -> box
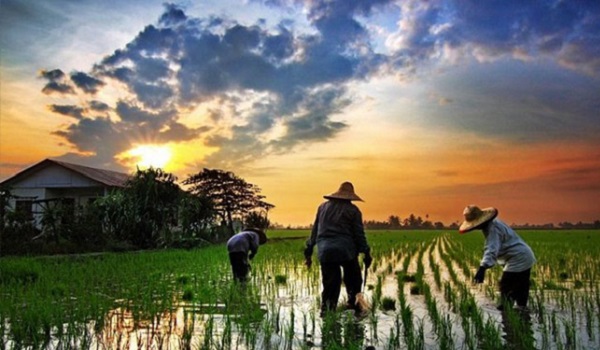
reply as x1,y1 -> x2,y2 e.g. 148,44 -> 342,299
49,2 -> 385,168
158,122 -> 211,142
42,81 -> 75,95
51,116 -> 125,163
40,69 -> 65,80
115,101 -> 174,126
39,69 -> 75,95
45,0 -> 600,168
419,61 -> 600,141
388,0 -> 600,76
70,72 -> 105,94
49,104 -> 85,119
89,100 -> 110,112
158,3 -> 187,26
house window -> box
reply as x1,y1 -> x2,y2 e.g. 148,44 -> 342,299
15,200 -> 33,219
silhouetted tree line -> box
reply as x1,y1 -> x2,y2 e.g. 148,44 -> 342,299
0,168 -> 273,256
364,214 -> 448,230
364,215 -> 600,230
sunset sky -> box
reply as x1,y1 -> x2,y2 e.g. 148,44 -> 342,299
1,0 -> 599,227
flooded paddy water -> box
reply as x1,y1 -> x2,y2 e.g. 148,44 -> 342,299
1,230 -> 600,349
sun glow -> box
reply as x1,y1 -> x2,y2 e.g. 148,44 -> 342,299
126,144 -> 172,170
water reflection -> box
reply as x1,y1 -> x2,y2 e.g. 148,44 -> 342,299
96,299 -> 269,349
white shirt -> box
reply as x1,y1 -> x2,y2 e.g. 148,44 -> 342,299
481,219 -> 536,272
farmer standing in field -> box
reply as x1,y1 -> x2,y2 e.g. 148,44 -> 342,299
304,181 -> 372,316
226,228 -> 267,282
459,205 -> 536,310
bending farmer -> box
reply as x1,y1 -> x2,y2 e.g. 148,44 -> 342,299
304,182 -> 372,316
227,228 -> 267,282
459,205 -> 536,310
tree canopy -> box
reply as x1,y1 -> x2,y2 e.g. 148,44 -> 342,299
183,168 -> 274,234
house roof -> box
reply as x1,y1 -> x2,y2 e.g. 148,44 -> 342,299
0,158 -> 130,188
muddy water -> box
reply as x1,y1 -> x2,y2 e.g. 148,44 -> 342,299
8,235 -> 599,350
88,253 -> 599,349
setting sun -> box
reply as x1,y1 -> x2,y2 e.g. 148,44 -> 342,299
126,144 -> 172,170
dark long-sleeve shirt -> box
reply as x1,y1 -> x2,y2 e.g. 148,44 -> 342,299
306,199 -> 370,263
227,231 -> 260,255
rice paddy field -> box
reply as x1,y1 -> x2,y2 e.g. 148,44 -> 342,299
1,229 -> 599,349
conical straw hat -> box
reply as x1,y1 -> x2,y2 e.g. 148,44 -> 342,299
245,227 -> 268,244
324,182 -> 364,202
459,205 -> 498,233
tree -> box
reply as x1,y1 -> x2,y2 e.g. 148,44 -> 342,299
243,210 -> 271,231
183,168 -> 274,235
122,167 -> 181,248
178,192 -> 215,241
388,215 -> 401,228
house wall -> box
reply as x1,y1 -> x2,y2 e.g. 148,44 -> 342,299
14,164 -> 103,188
6,164 -> 113,228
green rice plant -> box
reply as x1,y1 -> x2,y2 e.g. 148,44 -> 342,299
401,274 -> 417,283
373,275 -> 383,310
563,319 -> 577,350
1,229 -> 599,349
479,317 -> 503,350
438,315 -> 454,350
502,305 -> 535,350
385,313 -> 401,349
274,274 -> 287,284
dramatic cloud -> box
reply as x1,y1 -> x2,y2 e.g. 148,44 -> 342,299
70,72 -> 105,94
89,100 -> 110,112
40,69 -> 74,95
49,105 -> 85,119
386,0 -> 600,75
44,0 -> 600,169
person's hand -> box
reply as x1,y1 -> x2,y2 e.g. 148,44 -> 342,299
305,257 -> 312,269
363,252 -> 373,269
473,266 -> 486,284
303,246 -> 312,258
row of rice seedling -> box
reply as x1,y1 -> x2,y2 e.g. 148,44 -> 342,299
1,229 -> 599,349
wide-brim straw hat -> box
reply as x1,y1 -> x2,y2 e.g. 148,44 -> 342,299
246,228 -> 268,244
459,205 -> 498,234
324,181 -> 364,201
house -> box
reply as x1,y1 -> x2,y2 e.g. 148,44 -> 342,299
0,158 -> 130,226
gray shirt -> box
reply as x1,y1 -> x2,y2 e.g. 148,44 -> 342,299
481,219 -> 536,272
306,199 -> 370,263
227,231 -> 260,255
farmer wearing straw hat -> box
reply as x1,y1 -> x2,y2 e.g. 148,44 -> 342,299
459,205 -> 536,310
304,182 -> 372,316
227,228 -> 267,282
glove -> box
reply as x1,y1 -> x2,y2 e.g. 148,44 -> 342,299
473,266 -> 487,284
363,252 -> 373,269
305,257 -> 312,269
304,246 -> 313,259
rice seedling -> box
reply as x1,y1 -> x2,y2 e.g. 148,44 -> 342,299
1,229 -> 600,349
